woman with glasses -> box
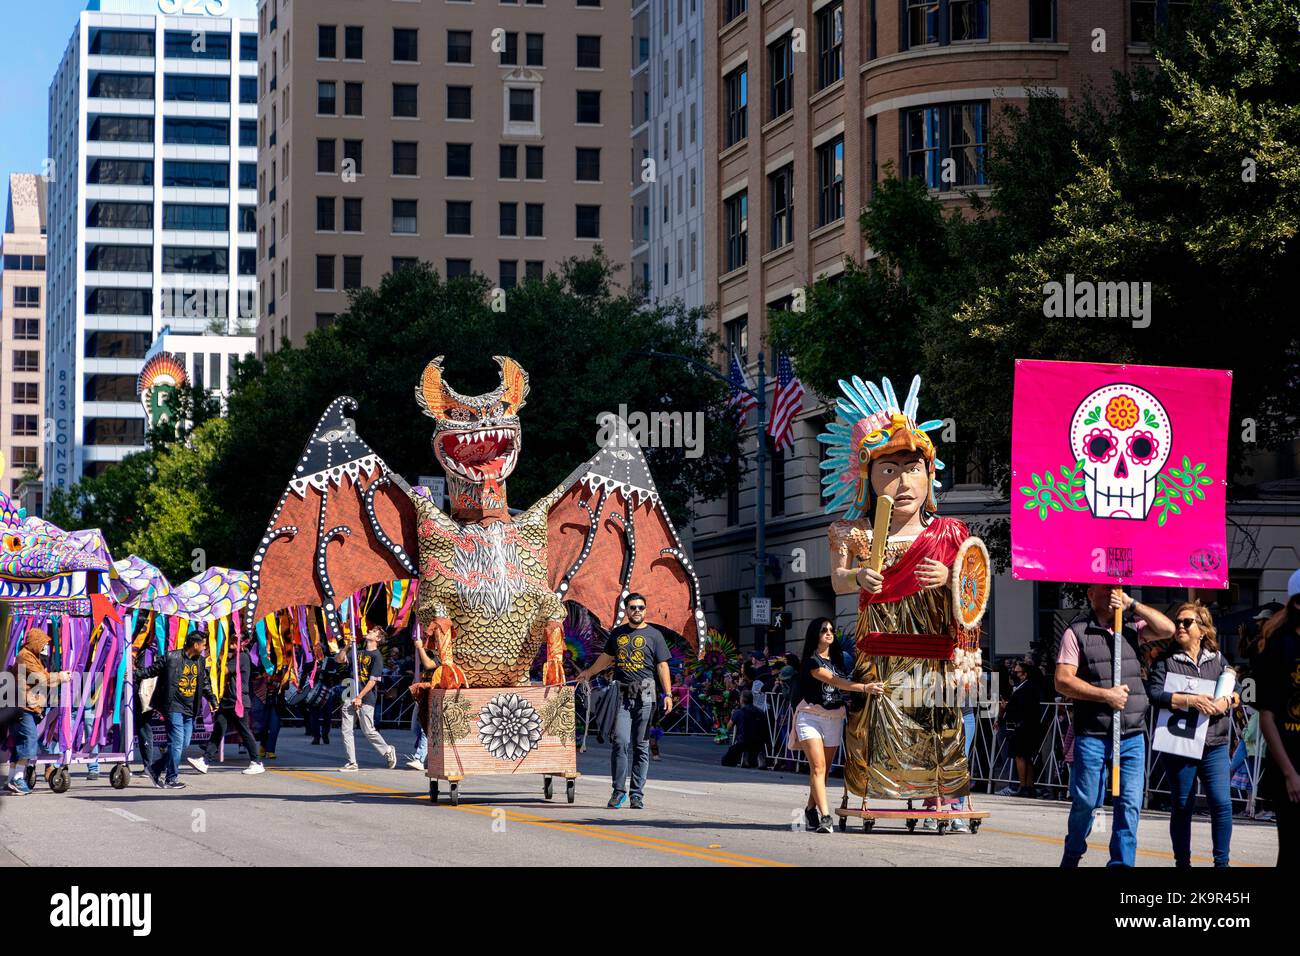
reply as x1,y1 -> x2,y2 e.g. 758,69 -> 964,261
1145,601 -> 1235,867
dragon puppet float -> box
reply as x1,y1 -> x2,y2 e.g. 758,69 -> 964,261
244,356 -> 706,688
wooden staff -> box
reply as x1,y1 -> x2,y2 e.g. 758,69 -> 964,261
1111,604 -> 1123,797
868,494 -> 895,573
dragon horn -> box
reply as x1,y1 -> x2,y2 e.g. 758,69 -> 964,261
493,355 -> 530,410
415,355 -> 448,419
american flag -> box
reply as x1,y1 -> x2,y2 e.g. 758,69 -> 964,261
767,352 -> 806,452
727,350 -> 758,423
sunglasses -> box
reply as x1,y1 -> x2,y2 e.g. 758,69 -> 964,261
1174,617 -> 1198,630
627,604 -> 646,611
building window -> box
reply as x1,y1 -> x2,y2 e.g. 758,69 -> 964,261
393,199 -> 418,234
162,203 -> 228,231
725,317 -> 749,365
317,138 -> 336,173
724,67 -> 747,147
576,148 -> 600,182
316,255 -> 336,290
906,0 -> 988,48
13,319 -> 40,341
343,198 -> 363,232
90,72 -> 155,100
316,196 -> 336,231
446,201 -> 472,235
343,256 -> 362,290
769,34 -> 793,119
163,29 -> 230,59
317,80 -> 337,114
12,415 -> 39,437
87,201 -> 152,229
575,205 -> 600,239
13,286 -> 41,308
447,86 -> 472,119
1030,0 -> 1056,40
164,75 -> 232,103
576,90 -> 601,124
343,140 -> 364,175
816,2 -> 844,89
90,29 -> 155,57
1130,0 -> 1191,44
499,260 -> 518,290
904,101 -> 987,189
724,0 -> 747,24
316,313 -> 337,329
447,30 -> 472,64
525,260 -> 545,281
86,245 -> 152,272
392,141 -> 418,176
509,88 -> 536,123
87,159 -> 151,185
500,145 -> 518,179
500,202 -> 518,236
88,116 -> 153,142
525,203 -> 544,237
393,83 -> 418,117
500,31 -> 518,65
392,258 -> 418,273
525,33 -> 544,67
345,26 -> 364,60
394,28 -> 419,62
816,136 -> 845,225
318,25 -> 337,59
724,191 -> 748,272
344,82 -> 363,115
446,143 -> 472,178
446,259 -> 472,279
769,164 -> 793,250
525,146 -> 544,180
13,351 -> 40,373
576,35 -> 600,69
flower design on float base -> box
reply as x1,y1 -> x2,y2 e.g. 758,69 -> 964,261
478,692 -> 543,760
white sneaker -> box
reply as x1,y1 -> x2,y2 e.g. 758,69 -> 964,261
950,818 -> 970,833
339,762 -> 359,772
385,747 -> 398,769
187,756 -> 209,774
921,818 -> 938,831
242,762 -> 265,775
405,758 -> 424,771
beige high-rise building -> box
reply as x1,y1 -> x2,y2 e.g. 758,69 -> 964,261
255,0 -> 632,353
1,174 -> 48,504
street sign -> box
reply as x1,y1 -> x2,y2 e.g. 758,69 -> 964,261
751,598 -> 771,626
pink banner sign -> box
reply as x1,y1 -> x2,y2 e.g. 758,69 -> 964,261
1011,359 -> 1231,587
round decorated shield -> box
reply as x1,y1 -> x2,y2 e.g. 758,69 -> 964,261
952,537 -> 991,630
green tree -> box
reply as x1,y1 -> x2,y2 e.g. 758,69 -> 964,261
44,451 -> 159,559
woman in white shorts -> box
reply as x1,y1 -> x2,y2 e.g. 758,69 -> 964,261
790,618 -> 884,832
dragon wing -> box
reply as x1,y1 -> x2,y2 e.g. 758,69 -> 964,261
524,416 -> 705,649
243,396 -> 421,641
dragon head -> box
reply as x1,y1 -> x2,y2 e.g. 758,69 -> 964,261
415,355 -> 529,487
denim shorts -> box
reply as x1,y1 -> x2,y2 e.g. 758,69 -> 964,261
15,710 -> 40,761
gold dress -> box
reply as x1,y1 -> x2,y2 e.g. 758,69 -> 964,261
830,518 -> 972,801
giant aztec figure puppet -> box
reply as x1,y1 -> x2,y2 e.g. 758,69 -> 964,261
244,356 -> 704,798
820,374 -> 991,826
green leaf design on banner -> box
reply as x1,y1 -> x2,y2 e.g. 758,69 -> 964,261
1017,459 -> 1088,520
1155,461 -> 1212,526
1142,408 -> 1160,429
1083,406 -> 1101,426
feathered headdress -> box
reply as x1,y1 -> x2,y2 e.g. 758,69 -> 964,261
816,374 -> 946,520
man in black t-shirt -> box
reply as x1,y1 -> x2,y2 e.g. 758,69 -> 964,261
576,592 -> 674,809
337,627 -> 397,771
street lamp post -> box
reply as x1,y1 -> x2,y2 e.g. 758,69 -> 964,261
638,349 -> 769,654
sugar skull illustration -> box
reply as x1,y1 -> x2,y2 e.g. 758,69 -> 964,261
1069,384 -> 1171,520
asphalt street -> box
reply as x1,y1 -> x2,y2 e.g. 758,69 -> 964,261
0,731 -> 1279,867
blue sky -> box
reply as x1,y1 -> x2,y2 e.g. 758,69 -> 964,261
0,2 -> 95,194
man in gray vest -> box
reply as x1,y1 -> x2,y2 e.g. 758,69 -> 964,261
1055,584 -> 1174,866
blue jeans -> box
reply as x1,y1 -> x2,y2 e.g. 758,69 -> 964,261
955,710 -> 977,810
611,686 -> 654,799
406,707 -> 427,764
152,711 -> 195,785
1062,732 -> 1147,867
261,705 -> 282,754
1165,743 -> 1232,867
82,709 -> 101,774
14,711 -> 39,761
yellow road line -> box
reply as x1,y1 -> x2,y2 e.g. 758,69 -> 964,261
980,826 -> 1264,868
272,768 -> 791,868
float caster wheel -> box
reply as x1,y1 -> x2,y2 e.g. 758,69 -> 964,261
566,779 -> 575,804
49,767 -> 71,794
544,776 -> 554,800
906,819 -> 918,833
24,765 -> 36,790
862,819 -> 875,833
937,820 -> 949,835
836,815 -> 847,832
970,819 -> 982,834
449,782 -> 460,806
110,764 -> 130,790
429,781 -> 439,804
